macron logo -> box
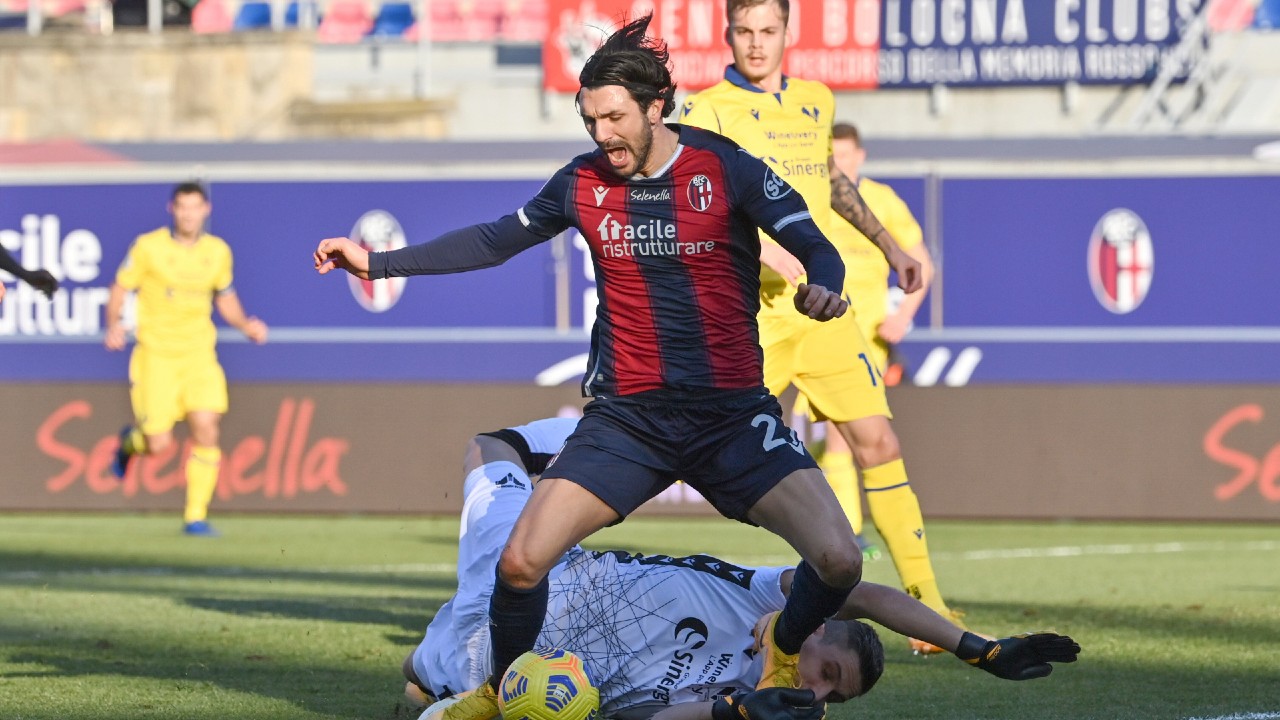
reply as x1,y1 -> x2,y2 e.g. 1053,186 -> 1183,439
593,186 -> 610,206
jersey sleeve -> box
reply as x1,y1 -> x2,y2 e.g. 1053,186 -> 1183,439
516,161 -> 577,238
679,93 -> 722,134
213,242 -> 234,294
726,149 -> 845,294
114,236 -> 147,290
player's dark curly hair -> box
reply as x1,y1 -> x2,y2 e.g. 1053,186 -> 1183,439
825,619 -> 885,697
578,14 -> 677,118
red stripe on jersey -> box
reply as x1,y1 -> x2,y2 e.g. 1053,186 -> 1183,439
1102,241 -> 1118,303
673,147 -> 762,388
574,167 -> 665,395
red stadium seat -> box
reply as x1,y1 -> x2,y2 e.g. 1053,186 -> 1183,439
191,0 -> 233,33
316,0 -> 371,42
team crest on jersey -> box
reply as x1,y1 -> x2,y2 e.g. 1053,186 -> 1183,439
687,175 -> 714,212
762,168 -> 791,200
1087,208 -> 1153,314
682,100 -> 694,117
750,109 -> 760,121
347,209 -> 407,313
801,106 -> 820,123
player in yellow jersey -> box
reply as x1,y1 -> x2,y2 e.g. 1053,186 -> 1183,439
104,182 -> 268,537
829,123 -> 934,377
681,0 -> 963,654
812,120 -> 935,564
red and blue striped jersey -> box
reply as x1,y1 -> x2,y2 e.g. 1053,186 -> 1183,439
519,125 -> 842,398
369,125 -> 843,399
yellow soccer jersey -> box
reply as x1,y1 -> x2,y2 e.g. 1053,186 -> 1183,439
826,178 -> 922,340
681,68 -> 835,314
115,228 -> 233,355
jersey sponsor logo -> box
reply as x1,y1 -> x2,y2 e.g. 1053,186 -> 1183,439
675,617 -> 709,650
595,213 -> 716,259
763,168 -> 792,200
780,159 -> 828,178
1087,208 -> 1153,314
687,175 -> 714,212
593,186 -> 611,206
347,210 -> 407,313
629,188 -> 672,203
653,616 -> 711,703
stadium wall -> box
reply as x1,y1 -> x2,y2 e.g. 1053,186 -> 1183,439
2,383 -> 1278,522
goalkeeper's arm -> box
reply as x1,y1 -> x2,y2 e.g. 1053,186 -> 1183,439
829,577 -> 1080,679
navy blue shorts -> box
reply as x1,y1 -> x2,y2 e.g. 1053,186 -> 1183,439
542,390 -> 818,522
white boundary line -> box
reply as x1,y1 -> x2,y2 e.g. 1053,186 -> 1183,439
1,541 -> 1276,582
1182,707 -> 1280,712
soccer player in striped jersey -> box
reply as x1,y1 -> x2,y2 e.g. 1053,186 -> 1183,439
317,16 -> 870,720
680,0 -> 962,654
403,418 -> 1081,720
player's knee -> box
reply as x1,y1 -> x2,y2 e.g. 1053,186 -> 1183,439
147,433 -> 174,455
402,653 -> 418,684
812,541 -> 863,588
497,545 -> 550,590
846,424 -> 900,468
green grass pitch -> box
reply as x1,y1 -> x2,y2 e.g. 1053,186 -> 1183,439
1,514 -> 1277,720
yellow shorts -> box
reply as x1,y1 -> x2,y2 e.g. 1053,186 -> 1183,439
847,299 -> 890,372
760,310 -> 892,424
129,347 -> 228,436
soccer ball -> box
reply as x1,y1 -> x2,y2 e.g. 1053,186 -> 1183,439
498,649 -> 599,720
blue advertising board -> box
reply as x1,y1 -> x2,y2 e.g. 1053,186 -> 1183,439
2,170 -> 1278,385
874,0 -> 1199,88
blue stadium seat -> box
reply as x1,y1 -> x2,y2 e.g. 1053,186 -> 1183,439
233,1 -> 273,30
285,0 -> 321,27
1255,0 -> 1280,28
368,1 -> 415,37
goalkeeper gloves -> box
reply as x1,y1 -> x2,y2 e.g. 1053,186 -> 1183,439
711,688 -> 826,720
955,631 -> 1081,680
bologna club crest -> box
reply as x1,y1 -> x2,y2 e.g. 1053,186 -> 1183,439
688,175 -> 713,212
347,209 -> 407,313
1087,208 -> 1153,314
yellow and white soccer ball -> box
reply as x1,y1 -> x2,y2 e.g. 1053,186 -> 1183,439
498,649 -> 599,720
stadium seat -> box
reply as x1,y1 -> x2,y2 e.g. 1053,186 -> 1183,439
368,1 -> 414,37
284,0 -> 321,27
316,0 -> 371,43
232,0 -> 272,30
191,0 -> 233,32
1255,0 -> 1280,28
498,0 -> 547,41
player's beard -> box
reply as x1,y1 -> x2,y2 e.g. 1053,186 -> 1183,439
604,123 -> 654,178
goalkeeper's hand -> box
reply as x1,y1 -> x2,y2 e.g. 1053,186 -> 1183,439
955,631 -> 1080,680
711,688 -> 826,720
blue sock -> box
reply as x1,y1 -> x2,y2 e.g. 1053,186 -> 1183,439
775,560 -> 856,654
488,567 -> 549,690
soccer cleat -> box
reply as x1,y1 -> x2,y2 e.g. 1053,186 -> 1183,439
909,608 -> 968,656
110,425 -> 134,479
854,534 -> 883,562
183,521 -> 220,537
418,682 -> 500,720
752,611 -> 801,690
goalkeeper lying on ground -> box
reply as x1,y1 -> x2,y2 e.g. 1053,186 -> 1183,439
404,418 -> 1080,720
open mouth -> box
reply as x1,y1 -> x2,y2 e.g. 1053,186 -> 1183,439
605,145 -> 629,167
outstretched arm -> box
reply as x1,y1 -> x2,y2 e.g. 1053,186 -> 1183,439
0,245 -> 58,299
829,163 -> 922,293
315,214 -> 548,281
